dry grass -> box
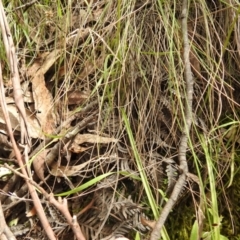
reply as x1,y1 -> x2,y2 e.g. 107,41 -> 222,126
0,0 -> 240,239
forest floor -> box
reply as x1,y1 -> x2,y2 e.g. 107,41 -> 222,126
0,1 -> 240,240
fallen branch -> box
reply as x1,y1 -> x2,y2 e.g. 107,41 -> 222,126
150,0 -> 194,239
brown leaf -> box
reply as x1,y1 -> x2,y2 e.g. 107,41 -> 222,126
32,149 -> 49,181
38,50 -> 62,75
26,206 -> 37,217
141,216 -> 156,229
31,71 -> 56,134
69,142 -> 91,153
50,158 -> 93,177
186,172 -> 200,185
27,50 -> 62,77
67,90 -> 90,105
26,50 -> 62,135
72,133 -> 118,145
50,154 -> 117,177
0,104 -> 43,138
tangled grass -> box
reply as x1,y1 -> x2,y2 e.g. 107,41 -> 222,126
1,0 -> 240,239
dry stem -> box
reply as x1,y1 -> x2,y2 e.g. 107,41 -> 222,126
0,201 -> 16,240
4,164 -> 86,240
150,0 -> 194,239
0,2 -> 56,239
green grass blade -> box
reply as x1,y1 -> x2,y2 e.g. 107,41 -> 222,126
56,172 -> 114,196
121,108 -> 170,240
200,134 -> 220,239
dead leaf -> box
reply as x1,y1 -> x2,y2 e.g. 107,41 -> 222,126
67,90 -> 90,105
27,50 -> 61,77
69,142 -> 92,153
32,149 -> 49,181
31,71 -> 56,134
26,53 -> 48,77
39,49 -> 62,75
141,216 -> 156,229
26,50 -> 62,135
21,81 -> 34,103
186,172 -> 200,185
26,206 -> 37,217
72,133 -> 118,145
69,133 -> 118,153
50,155 -> 116,177
50,158 -> 93,177
5,97 -> 15,104
0,104 -> 43,139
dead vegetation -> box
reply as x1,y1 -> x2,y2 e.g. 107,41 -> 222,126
0,0 -> 240,239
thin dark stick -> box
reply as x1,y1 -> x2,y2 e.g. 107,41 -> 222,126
14,0 -> 38,11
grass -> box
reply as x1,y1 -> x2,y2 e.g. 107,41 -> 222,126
1,0 -> 240,239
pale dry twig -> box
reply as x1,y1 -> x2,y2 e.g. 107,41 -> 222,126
0,2 -> 56,239
150,0 -> 194,238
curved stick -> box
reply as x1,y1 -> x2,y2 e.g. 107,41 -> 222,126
150,0 -> 194,239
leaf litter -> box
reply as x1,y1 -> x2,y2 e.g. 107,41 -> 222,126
0,1 -> 240,240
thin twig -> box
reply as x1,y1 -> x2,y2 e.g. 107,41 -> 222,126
0,0 -> 30,146
0,201 -> 16,240
0,65 -> 56,239
48,196 -> 86,240
4,164 -> 47,194
150,0 -> 194,239
4,164 -> 86,240
13,0 -> 38,11
0,3 -> 56,238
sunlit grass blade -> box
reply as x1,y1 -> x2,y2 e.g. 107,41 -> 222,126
200,134 -> 220,239
122,108 -> 170,240
56,172 -> 114,197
